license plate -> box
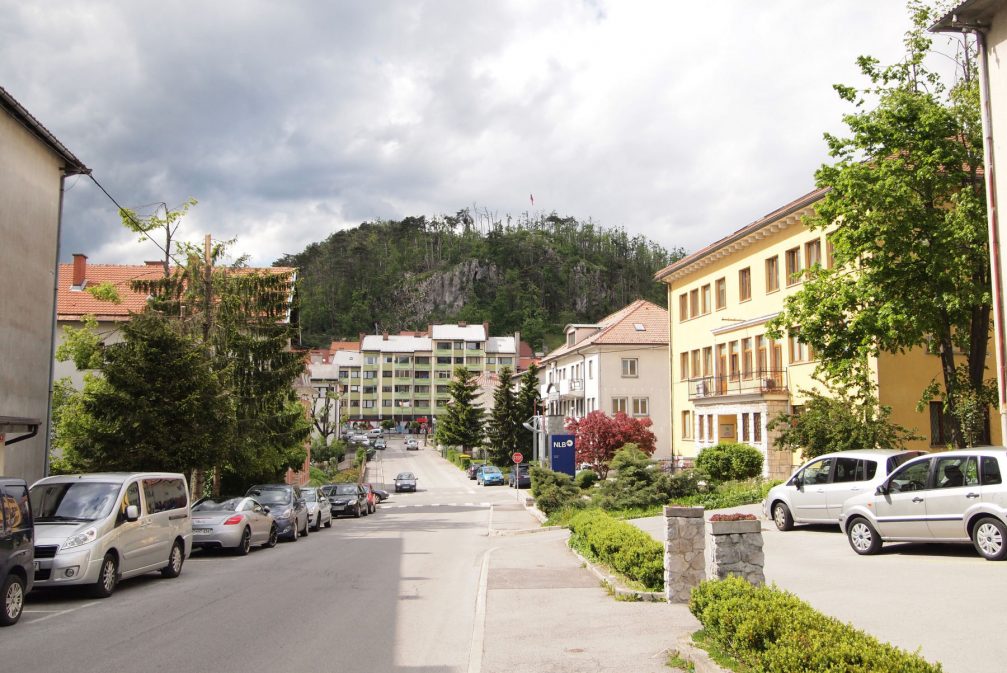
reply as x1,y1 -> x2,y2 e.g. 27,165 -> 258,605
193,528 -> 212,534
33,561 -> 40,571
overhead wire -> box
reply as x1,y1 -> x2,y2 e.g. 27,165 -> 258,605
87,173 -> 184,267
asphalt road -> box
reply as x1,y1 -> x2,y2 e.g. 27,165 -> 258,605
12,437 -> 525,673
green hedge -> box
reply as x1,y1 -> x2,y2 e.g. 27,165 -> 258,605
696,442 -> 764,481
671,479 -> 775,510
689,577 -> 942,673
567,509 -> 664,591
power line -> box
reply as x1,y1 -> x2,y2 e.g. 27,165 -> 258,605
87,173 -> 183,267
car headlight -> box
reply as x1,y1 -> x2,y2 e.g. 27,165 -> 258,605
279,508 -> 293,519
62,526 -> 98,550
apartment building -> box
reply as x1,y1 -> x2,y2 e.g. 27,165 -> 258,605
538,300 -> 671,459
656,187 -> 1002,480
309,322 -> 522,424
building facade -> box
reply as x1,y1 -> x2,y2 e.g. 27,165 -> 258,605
1,86 -> 88,482
656,188 -> 1002,480
538,300 -> 671,460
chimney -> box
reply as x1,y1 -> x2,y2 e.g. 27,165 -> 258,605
144,260 -> 162,267
458,321 -> 467,327
383,331 -> 389,341
483,321 -> 489,336
72,253 -> 87,287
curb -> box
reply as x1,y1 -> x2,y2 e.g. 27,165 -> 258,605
489,525 -> 563,537
674,636 -> 729,673
568,545 -> 664,603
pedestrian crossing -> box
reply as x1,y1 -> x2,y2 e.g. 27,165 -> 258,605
383,502 -> 493,509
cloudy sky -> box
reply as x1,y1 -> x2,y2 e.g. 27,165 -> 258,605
3,1 -> 935,267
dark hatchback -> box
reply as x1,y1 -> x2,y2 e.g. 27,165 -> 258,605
322,483 -> 368,518
508,467 -> 531,489
1,477 -> 33,626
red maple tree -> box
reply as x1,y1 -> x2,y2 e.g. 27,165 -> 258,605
565,411 -> 656,478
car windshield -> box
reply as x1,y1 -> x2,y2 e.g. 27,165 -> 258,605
483,467 -> 501,474
396,473 -> 415,480
192,497 -> 242,512
303,490 -> 317,502
333,484 -> 358,495
250,488 -> 292,505
30,482 -> 121,523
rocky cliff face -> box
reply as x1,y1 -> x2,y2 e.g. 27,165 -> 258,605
391,259 -> 501,324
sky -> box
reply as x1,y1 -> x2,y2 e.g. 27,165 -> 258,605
2,1 -> 943,268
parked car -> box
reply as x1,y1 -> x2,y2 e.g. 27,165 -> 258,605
1,477 -> 33,626
322,484 -> 368,518
509,466 -> 531,489
351,434 -> 370,446
374,438 -> 387,450
840,448 -> 1007,560
764,449 -> 924,531
360,484 -> 378,514
405,438 -> 420,450
477,465 -> 505,486
245,484 -> 308,541
394,472 -> 418,493
30,472 -> 191,598
191,496 -> 277,554
466,463 -> 481,480
367,484 -> 389,502
367,428 -> 383,438
301,486 -> 332,531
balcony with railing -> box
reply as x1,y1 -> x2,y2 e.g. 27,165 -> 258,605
687,369 -> 788,400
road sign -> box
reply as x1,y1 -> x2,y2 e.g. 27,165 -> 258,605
512,452 -> 523,464
549,435 -> 576,476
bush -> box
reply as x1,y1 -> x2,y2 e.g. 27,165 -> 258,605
695,442 -> 764,481
530,466 -> 584,515
568,509 -> 664,591
671,479 -> 775,510
666,468 -> 710,498
593,445 -> 669,511
689,577 -> 942,672
333,467 -> 360,483
575,469 -> 599,490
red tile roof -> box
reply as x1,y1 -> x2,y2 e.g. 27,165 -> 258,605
540,299 -> 669,363
328,340 -> 361,352
57,261 -> 295,321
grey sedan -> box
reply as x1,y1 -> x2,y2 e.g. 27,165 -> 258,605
302,486 -> 332,531
191,497 -> 277,555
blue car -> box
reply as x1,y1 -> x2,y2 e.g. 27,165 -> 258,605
477,465 -> 504,486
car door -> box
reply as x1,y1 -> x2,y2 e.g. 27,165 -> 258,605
924,455 -> 977,541
824,456 -> 870,519
0,483 -> 33,582
116,481 -> 155,573
791,457 -> 834,522
244,499 -> 266,544
872,457 -> 933,539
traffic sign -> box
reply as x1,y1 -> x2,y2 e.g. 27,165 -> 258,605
512,452 -> 524,464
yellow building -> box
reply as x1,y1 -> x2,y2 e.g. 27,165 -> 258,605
655,187 -> 1001,480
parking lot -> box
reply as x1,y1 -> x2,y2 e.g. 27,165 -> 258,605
635,504 -> 1007,673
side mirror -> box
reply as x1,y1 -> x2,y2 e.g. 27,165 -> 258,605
125,505 -> 140,522
875,483 -> 888,496
297,499 -> 306,507
793,475 -> 803,491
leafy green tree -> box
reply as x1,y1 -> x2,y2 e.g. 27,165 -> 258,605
767,383 -> 921,460
593,444 -> 669,510
54,312 -> 233,473
515,362 -> 542,455
486,367 -> 520,465
694,442 -> 764,482
436,366 -> 484,453
766,4 -> 987,446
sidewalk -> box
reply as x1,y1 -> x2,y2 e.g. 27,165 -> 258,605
478,501 -> 699,673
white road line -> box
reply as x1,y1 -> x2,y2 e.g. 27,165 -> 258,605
467,546 -> 496,673
24,601 -> 99,624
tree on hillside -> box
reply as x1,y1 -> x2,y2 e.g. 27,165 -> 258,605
565,411 -> 656,479
436,366 -> 484,453
514,363 -> 542,455
54,312 -> 233,473
766,4 -> 988,446
486,367 -> 520,465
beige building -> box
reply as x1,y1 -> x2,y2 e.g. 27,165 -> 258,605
538,300 -> 671,459
1,86 -> 88,482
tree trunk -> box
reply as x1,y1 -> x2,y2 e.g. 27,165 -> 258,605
938,320 -> 963,447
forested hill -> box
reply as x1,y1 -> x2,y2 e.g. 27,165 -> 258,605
275,211 -> 684,351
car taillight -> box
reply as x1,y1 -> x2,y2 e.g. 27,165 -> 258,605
223,515 -> 243,525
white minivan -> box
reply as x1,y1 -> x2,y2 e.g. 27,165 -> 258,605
29,473 -> 192,598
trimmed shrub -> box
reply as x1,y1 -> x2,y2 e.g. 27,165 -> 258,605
665,468 -> 709,498
575,469 -> 599,490
593,445 -> 668,511
671,479 -> 775,510
568,509 -> 664,591
696,442 -> 764,481
530,466 -> 584,515
689,577 -> 942,672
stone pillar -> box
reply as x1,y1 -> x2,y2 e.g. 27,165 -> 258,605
664,506 -> 706,603
705,519 -> 765,586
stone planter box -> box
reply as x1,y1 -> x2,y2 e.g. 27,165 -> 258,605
705,517 -> 765,586
708,519 -> 761,535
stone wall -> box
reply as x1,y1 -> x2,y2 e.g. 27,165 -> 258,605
704,519 -> 765,585
663,506 -> 705,603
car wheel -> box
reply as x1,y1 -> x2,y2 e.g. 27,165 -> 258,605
91,553 -> 118,598
234,527 -> 252,556
847,517 -> 882,555
324,515 -> 332,528
354,504 -> 362,518
161,540 -> 185,578
264,525 -> 278,548
311,514 -> 321,532
1,573 -> 26,626
301,518 -> 309,537
972,517 -> 1007,560
772,502 -> 794,532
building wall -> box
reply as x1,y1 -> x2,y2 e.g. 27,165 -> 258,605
0,110 -> 65,482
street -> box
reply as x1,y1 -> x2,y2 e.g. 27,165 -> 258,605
12,438 -> 527,673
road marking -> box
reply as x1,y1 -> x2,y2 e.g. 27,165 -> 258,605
23,601 -> 99,624
468,546 -> 496,673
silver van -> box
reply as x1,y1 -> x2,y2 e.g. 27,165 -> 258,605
29,472 -> 192,597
